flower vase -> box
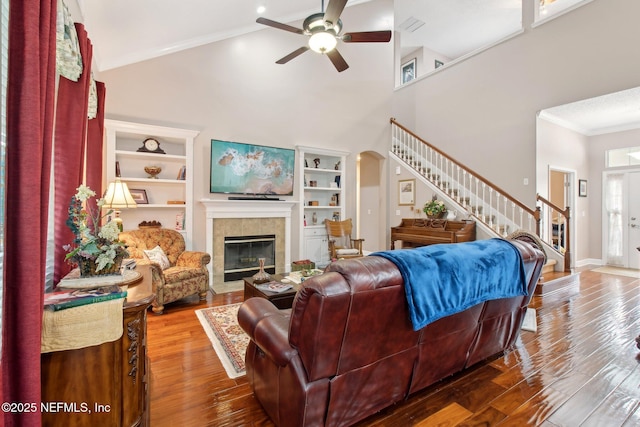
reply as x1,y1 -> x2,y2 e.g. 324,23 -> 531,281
252,257 -> 271,284
427,211 -> 446,220
78,255 -> 124,277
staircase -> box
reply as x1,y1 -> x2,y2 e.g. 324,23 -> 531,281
391,119 -> 573,293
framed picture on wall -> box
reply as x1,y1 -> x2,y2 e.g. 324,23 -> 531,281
129,189 -> 149,204
579,179 -> 587,197
398,179 -> 415,205
401,58 -> 416,84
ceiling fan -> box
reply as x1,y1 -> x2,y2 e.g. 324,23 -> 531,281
256,0 -> 391,72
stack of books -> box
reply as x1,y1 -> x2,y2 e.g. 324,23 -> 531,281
44,285 -> 127,311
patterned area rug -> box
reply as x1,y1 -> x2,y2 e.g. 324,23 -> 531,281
195,303 -> 248,379
592,266 -> 640,279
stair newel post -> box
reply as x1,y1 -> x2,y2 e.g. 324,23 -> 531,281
563,206 -> 571,272
534,206 -> 541,237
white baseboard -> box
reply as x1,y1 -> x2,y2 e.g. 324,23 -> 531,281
575,258 -> 602,268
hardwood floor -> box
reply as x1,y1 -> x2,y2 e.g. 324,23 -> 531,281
147,269 -> 640,426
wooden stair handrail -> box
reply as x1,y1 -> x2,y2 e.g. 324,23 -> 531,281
391,118 -> 537,218
391,118 -> 572,272
536,193 -> 571,272
536,193 -> 569,216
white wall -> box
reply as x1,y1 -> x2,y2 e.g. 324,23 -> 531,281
536,118 -> 590,262
392,0 -> 640,207
96,0 -> 640,263
97,0 -> 394,257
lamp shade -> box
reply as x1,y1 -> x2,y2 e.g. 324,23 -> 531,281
103,179 -> 137,209
309,31 -> 337,53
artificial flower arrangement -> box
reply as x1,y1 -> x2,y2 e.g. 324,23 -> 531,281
64,185 -> 128,276
423,197 -> 447,218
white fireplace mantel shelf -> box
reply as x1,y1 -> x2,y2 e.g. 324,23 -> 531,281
200,198 -> 298,218
200,198 -> 298,290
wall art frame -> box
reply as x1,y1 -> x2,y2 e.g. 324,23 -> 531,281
398,179 -> 416,206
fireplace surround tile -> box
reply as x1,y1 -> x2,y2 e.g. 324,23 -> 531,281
201,199 -> 297,294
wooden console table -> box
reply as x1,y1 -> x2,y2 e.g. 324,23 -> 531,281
41,266 -> 154,426
391,218 -> 476,249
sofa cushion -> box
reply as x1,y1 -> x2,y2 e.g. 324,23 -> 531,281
336,248 -> 359,255
144,245 -> 170,270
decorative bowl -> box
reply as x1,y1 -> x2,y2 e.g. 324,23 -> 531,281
144,166 -> 162,179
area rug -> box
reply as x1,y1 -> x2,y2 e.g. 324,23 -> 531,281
592,266 -> 640,279
195,303 -> 248,379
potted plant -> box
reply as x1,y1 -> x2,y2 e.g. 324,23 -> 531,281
63,185 -> 128,276
423,196 -> 447,219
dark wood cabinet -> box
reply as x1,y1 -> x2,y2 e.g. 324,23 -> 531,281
391,218 -> 476,249
41,272 -> 154,426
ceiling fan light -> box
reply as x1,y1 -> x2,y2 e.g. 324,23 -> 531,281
309,31 -> 337,53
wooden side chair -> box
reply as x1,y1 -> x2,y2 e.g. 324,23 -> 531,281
325,218 -> 364,260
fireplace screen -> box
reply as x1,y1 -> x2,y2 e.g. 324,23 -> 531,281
224,234 -> 276,281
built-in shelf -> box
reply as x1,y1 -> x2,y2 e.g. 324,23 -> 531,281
105,119 -> 198,248
297,145 -> 349,267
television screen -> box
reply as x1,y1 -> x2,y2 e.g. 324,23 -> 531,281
210,139 -> 295,196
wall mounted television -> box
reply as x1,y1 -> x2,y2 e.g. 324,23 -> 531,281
210,139 -> 295,196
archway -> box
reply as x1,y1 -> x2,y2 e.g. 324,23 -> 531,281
357,151 -> 386,252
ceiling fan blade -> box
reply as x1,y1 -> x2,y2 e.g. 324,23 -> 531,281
324,0 -> 348,25
327,49 -> 349,72
256,17 -> 304,35
342,31 -> 392,43
276,46 -> 310,64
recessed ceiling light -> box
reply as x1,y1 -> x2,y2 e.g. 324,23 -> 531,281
257,5 -> 266,14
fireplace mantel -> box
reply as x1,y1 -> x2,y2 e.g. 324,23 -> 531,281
200,199 -> 297,219
200,199 -> 298,291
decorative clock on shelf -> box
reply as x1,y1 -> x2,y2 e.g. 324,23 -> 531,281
137,138 -> 165,154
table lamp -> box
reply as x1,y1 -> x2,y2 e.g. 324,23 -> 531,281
103,178 -> 137,231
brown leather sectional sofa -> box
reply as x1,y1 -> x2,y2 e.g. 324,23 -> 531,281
238,238 -> 545,427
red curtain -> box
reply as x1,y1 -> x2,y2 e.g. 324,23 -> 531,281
86,82 -> 106,212
2,0 -> 58,425
52,23 -> 93,284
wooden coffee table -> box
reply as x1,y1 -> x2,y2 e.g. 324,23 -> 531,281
243,274 -> 299,309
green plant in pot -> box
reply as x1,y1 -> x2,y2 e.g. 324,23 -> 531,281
423,196 -> 447,219
64,185 -> 128,276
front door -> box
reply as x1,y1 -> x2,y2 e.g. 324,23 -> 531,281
629,172 -> 640,269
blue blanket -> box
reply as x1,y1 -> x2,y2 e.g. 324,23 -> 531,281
372,239 -> 527,331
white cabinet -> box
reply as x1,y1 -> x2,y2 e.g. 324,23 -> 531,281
297,146 -> 348,267
105,120 -> 199,249
303,227 -> 330,266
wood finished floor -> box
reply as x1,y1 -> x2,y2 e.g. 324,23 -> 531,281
147,269 -> 640,426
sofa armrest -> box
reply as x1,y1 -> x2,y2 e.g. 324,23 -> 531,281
238,298 -> 296,367
176,251 -> 211,268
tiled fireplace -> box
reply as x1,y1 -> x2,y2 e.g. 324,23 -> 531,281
200,199 -> 296,292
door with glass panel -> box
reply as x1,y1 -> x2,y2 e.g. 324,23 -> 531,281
628,172 -> 640,269
604,171 -> 640,269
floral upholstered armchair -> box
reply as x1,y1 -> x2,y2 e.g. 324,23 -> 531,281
119,228 -> 211,314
